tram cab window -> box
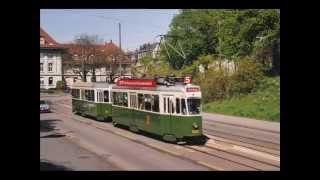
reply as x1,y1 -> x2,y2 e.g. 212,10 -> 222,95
181,99 -> 187,115
138,94 -> 145,110
104,91 -> 109,102
176,98 -> 180,114
152,95 -> 159,112
187,98 -> 201,115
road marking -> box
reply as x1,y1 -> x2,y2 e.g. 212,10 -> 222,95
196,161 -> 224,171
206,135 -> 280,162
206,139 -> 233,151
147,143 -> 181,157
232,145 -> 280,162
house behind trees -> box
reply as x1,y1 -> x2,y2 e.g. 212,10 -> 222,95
40,27 -> 133,89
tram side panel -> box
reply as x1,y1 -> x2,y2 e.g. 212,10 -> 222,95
112,106 -> 131,126
170,115 -> 203,139
96,103 -> 112,120
134,110 -> 161,135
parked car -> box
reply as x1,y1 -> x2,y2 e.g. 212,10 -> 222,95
40,100 -> 50,113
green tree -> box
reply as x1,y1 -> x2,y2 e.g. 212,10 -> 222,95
163,9 -> 280,75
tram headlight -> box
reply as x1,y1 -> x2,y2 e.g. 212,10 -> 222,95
192,122 -> 198,129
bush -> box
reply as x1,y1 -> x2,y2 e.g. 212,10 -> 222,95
194,57 -> 264,104
197,64 -> 231,103
56,80 -> 66,91
230,58 -> 263,96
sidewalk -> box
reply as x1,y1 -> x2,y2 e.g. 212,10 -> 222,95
202,112 -> 280,133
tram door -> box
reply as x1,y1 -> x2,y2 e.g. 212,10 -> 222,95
163,95 -> 174,134
129,92 -> 138,127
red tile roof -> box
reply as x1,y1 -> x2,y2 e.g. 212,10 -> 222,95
40,27 -> 65,49
40,27 -> 132,64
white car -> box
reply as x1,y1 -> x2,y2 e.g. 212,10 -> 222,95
40,100 -> 50,113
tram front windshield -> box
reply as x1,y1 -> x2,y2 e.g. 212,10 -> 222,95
187,98 -> 201,115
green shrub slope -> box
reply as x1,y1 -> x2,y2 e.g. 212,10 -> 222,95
203,76 -> 280,122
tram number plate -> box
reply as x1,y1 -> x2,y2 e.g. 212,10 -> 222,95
192,130 -> 200,134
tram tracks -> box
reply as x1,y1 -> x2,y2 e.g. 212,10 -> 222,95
204,128 -> 280,152
50,100 -> 280,171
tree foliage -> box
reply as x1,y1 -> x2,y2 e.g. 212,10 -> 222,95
163,9 -> 280,75
63,34 -> 111,82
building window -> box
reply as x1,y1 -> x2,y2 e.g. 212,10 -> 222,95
48,63 -> 53,72
48,77 -> 53,85
40,77 -> 44,85
40,63 -> 43,72
40,37 -> 45,45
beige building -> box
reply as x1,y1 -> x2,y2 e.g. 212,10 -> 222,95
40,27 -> 133,89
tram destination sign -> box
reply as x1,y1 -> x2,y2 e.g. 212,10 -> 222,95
186,87 -> 200,92
116,79 -> 156,87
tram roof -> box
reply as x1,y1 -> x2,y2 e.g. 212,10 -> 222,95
72,81 -> 200,93
112,83 -> 200,93
72,82 -> 112,88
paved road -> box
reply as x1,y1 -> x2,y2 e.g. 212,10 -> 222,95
40,111 -> 209,171
40,113 -> 119,171
40,94 -> 280,171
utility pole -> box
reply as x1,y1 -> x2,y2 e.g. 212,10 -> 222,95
118,23 -> 122,76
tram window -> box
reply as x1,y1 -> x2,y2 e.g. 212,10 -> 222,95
104,91 -> 109,102
181,99 -> 187,115
171,99 -> 175,113
130,94 -> 137,109
113,92 -> 128,107
167,98 -> 170,113
176,98 -> 180,114
81,89 -> 85,100
187,98 -> 201,115
152,95 -> 159,112
144,94 -> 152,111
76,90 -> 80,98
71,89 -> 80,99
97,91 -> 103,102
138,94 -> 145,110
163,97 -> 166,113
85,90 -> 95,101
122,93 -> 128,107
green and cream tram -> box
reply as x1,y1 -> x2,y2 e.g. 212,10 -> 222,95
71,77 -> 203,142
71,82 -> 112,121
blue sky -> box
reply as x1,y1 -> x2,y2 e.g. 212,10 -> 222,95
40,9 -> 179,51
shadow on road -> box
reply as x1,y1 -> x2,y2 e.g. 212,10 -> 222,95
40,159 -> 72,171
40,119 -> 61,133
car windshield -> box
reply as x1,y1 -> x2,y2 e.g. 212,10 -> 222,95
40,100 -> 46,105
187,98 -> 201,115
